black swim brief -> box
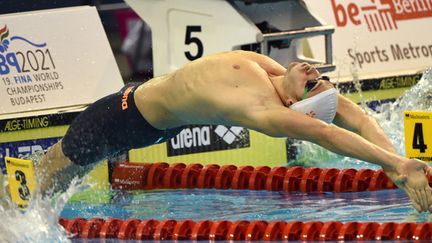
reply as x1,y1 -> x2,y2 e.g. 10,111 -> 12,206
62,82 -> 183,166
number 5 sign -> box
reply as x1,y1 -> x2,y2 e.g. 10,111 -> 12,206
404,111 -> 432,162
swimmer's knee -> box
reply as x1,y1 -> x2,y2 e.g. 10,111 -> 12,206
42,141 -> 75,167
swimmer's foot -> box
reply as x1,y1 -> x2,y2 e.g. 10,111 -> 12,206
0,172 -> 3,200
0,172 -> 11,210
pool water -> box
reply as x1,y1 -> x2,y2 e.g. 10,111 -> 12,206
61,188 -> 432,223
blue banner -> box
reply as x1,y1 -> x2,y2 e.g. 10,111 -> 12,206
0,137 -> 61,174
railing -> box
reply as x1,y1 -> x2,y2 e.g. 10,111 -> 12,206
259,25 -> 336,73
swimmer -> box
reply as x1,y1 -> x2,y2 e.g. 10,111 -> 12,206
32,51 -> 432,212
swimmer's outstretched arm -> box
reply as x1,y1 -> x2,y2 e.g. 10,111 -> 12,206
333,94 -> 396,153
243,107 -> 432,212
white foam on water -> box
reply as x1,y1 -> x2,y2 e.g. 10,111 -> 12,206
293,68 -> 432,169
0,165 -> 87,242
375,69 -> 432,156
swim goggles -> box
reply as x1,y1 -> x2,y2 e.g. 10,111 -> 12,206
302,76 -> 333,100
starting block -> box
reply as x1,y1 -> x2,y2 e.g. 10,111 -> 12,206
4,157 -> 36,207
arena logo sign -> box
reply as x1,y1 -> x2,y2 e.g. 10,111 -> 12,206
0,25 -> 62,107
331,0 -> 432,32
167,125 -> 250,156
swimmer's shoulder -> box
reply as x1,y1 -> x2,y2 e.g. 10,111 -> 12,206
178,51 -> 271,74
205,50 -> 265,60
227,50 -> 272,60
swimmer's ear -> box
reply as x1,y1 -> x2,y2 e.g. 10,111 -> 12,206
287,62 -> 300,72
286,98 -> 294,107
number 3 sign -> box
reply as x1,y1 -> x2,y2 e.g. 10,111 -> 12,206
404,111 -> 432,162
5,157 -> 36,207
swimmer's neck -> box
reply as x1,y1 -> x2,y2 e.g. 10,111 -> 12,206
269,75 -> 292,107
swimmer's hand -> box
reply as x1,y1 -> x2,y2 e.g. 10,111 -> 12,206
0,172 -> 3,199
384,159 -> 432,213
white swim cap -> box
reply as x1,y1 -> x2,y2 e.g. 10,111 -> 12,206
290,88 -> 338,123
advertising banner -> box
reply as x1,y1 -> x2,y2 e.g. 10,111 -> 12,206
0,6 -> 123,115
0,137 -> 60,173
167,125 -> 250,156
303,0 -> 432,80
130,127 -> 288,167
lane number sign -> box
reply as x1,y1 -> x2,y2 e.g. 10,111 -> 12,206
5,157 -> 36,207
184,26 -> 203,61
404,111 -> 432,162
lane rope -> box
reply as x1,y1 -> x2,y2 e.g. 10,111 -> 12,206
59,162 -> 432,240
59,218 -> 432,241
110,162 -> 410,192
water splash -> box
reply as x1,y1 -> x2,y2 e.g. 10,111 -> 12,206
293,68 -> 432,169
376,69 -> 432,156
0,162 -> 87,242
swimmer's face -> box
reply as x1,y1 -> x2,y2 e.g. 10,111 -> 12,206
282,62 -> 332,105
303,78 -> 335,99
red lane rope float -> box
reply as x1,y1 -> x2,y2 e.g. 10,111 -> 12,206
104,162 -> 432,241
59,218 -> 432,241
111,162 -> 405,192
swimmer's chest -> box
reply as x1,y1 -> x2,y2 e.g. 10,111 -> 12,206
169,61 -> 281,113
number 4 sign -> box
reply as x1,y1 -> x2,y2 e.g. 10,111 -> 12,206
404,111 -> 432,162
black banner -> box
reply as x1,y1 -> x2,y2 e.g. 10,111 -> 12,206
337,73 -> 422,93
0,112 -> 80,132
167,125 -> 250,156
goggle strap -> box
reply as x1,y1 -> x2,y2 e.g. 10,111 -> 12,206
302,87 -> 309,100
